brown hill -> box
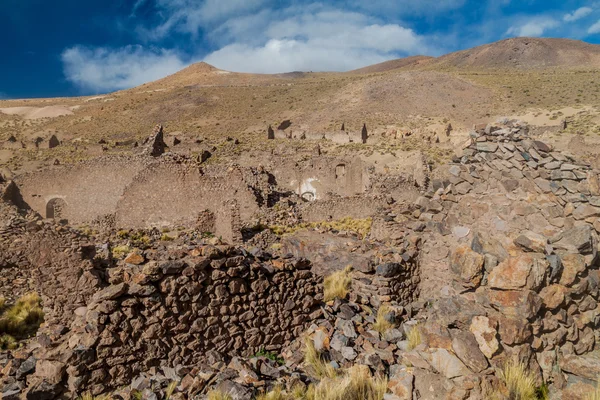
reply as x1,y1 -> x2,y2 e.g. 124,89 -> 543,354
432,37 -> 600,69
348,56 -> 434,74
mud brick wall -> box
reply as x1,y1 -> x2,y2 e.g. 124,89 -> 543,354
61,246 -> 323,393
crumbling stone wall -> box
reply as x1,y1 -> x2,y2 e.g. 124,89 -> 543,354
272,157 -> 366,200
114,163 -> 265,232
59,246 -> 322,394
352,236 -> 421,308
0,198 -> 104,324
299,196 -> 386,222
15,157 -> 147,223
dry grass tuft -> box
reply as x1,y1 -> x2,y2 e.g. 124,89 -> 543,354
499,360 -> 537,400
585,380 -> 600,400
165,381 -> 178,400
270,217 -> 373,239
207,391 -> 233,400
311,365 -> 387,400
304,337 -> 337,379
406,324 -> 422,351
0,334 -> 17,350
256,365 -> 386,400
0,297 -> 5,310
372,304 -> 394,335
323,266 -> 353,302
0,292 -> 44,345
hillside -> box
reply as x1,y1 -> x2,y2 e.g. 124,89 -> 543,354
433,37 -> 600,69
348,56 -> 434,74
0,38 -> 600,175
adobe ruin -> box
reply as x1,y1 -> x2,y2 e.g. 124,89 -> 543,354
3,120 -> 600,400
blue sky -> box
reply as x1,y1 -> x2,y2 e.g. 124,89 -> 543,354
1,0 -> 600,99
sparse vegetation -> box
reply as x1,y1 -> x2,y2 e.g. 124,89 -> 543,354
0,292 -> 44,348
406,324 -> 422,351
270,217 -> 372,239
254,348 -> 285,365
304,337 -> 337,379
207,390 -> 233,400
112,245 -> 130,258
498,360 -> 538,400
323,266 -> 352,302
372,304 -> 394,335
160,233 -> 175,241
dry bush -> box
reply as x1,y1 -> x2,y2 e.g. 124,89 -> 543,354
207,391 -> 233,400
498,360 -> 537,400
257,365 -> 386,400
585,381 -> 600,400
406,324 -> 422,351
0,334 -> 17,350
323,266 -> 352,302
270,217 -> 372,239
0,292 -> 44,341
304,337 -> 337,379
311,365 -> 387,400
372,304 -> 394,335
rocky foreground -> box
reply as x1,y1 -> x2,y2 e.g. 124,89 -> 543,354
2,120 -> 600,399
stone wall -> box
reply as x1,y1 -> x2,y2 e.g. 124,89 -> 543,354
272,157 -> 366,201
15,157 -> 147,224
0,198 -> 104,324
299,196 -> 386,222
114,163 -> 265,231
55,245 -> 322,394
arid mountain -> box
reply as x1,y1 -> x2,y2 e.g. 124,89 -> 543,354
1,38 -> 600,175
432,37 -> 600,69
348,56 -> 434,74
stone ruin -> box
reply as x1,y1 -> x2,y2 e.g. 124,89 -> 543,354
3,120 -> 600,399
266,122 -> 369,144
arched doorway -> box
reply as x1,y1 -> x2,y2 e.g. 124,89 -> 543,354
46,198 -> 67,219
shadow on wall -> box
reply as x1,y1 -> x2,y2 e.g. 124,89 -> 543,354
45,197 -> 67,219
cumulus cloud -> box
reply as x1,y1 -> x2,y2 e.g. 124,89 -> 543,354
589,19 -> 600,34
506,17 -> 559,37
564,7 -> 593,22
62,3 -> 432,90
61,45 -> 190,92
204,7 -> 428,72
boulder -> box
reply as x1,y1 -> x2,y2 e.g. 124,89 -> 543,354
513,231 -> 547,253
487,254 -> 547,290
538,284 -> 568,309
469,316 -> 499,359
554,226 -> 594,254
450,330 -> 489,373
450,246 -> 484,288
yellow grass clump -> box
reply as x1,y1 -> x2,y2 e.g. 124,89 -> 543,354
207,390 -> 233,400
304,337 -> 337,379
0,292 -> 44,344
587,385 -> 600,400
406,324 -> 422,351
372,304 -> 394,335
256,365 -> 387,400
498,360 -> 537,400
270,217 -> 373,239
323,266 -> 352,302
311,365 -> 387,400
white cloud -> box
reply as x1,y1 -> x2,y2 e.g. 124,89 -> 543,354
203,8 -> 427,73
589,19 -> 600,34
564,7 -> 593,22
138,0 -> 267,39
61,45 -> 190,92
506,17 -> 559,37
